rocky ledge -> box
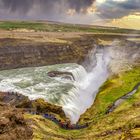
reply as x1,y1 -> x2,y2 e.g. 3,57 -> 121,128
0,35 -> 95,70
0,91 -> 69,139
0,102 -> 33,140
0,92 -> 67,120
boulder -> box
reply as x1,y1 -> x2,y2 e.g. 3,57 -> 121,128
47,71 -> 75,80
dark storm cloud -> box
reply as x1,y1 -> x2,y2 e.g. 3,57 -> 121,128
96,0 -> 140,19
66,0 -> 93,12
0,0 -> 96,20
0,0 -> 94,14
0,0 -> 140,22
1,0 -> 33,13
116,0 -> 140,10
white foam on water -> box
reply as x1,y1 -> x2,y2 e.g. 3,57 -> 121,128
0,48 -> 111,124
62,48 -> 111,124
0,64 -> 79,104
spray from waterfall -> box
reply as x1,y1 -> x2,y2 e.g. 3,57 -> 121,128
62,46 -> 111,124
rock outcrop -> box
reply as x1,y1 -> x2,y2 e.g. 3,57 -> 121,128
48,71 -> 75,80
0,102 -> 33,140
0,92 -> 67,120
0,36 -> 95,70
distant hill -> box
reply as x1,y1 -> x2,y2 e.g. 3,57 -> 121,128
0,20 -> 140,34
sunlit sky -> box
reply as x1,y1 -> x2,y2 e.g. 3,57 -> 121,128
92,0 -> 140,29
0,0 -> 139,29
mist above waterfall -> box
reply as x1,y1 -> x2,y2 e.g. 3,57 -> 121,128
62,47 -> 111,124
62,40 -> 139,123
0,46 -> 111,124
0,45 -> 112,124
62,41 -> 139,123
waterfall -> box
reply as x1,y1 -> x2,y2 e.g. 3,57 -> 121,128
0,46 -> 111,124
62,47 -> 111,124
68,66 -> 87,82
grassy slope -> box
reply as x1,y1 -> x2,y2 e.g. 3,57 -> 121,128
25,66 -> 140,140
0,21 -> 139,33
79,66 -> 140,123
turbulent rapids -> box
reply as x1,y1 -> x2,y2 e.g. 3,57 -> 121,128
0,47 -> 111,124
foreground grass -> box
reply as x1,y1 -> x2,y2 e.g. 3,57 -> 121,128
25,66 -> 140,140
0,21 -> 139,34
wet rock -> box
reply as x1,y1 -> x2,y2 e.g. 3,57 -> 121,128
32,98 -> 66,119
0,92 -> 31,108
0,92 -> 67,120
47,71 -> 75,80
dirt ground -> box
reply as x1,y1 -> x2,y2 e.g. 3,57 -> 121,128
0,29 -> 139,44
0,30 -> 88,43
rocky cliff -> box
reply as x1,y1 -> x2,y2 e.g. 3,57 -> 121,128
0,102 -> 33,140
0,33 -> 139,71
0,35 -> 95,70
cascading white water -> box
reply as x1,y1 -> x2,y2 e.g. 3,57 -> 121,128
0,47 -> 111,124
0,40 -> 138,124
62,48 -> 111,124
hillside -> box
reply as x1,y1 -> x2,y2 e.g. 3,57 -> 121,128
0,21 -> 140,34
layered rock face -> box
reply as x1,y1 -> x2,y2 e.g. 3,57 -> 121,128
0,34 -> 139,72
0,36 -> 95,70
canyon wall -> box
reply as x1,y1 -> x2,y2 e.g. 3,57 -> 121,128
0,34 -> 139,71
0,36 -> 95,70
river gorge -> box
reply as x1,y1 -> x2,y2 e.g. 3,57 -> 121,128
0,47 -> 111,124
0,32 -> 140,139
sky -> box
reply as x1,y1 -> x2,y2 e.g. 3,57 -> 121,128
0,0 -> 140,29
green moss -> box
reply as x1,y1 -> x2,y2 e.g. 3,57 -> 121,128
79,66 -> 140,123
115,86 -> 140,112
